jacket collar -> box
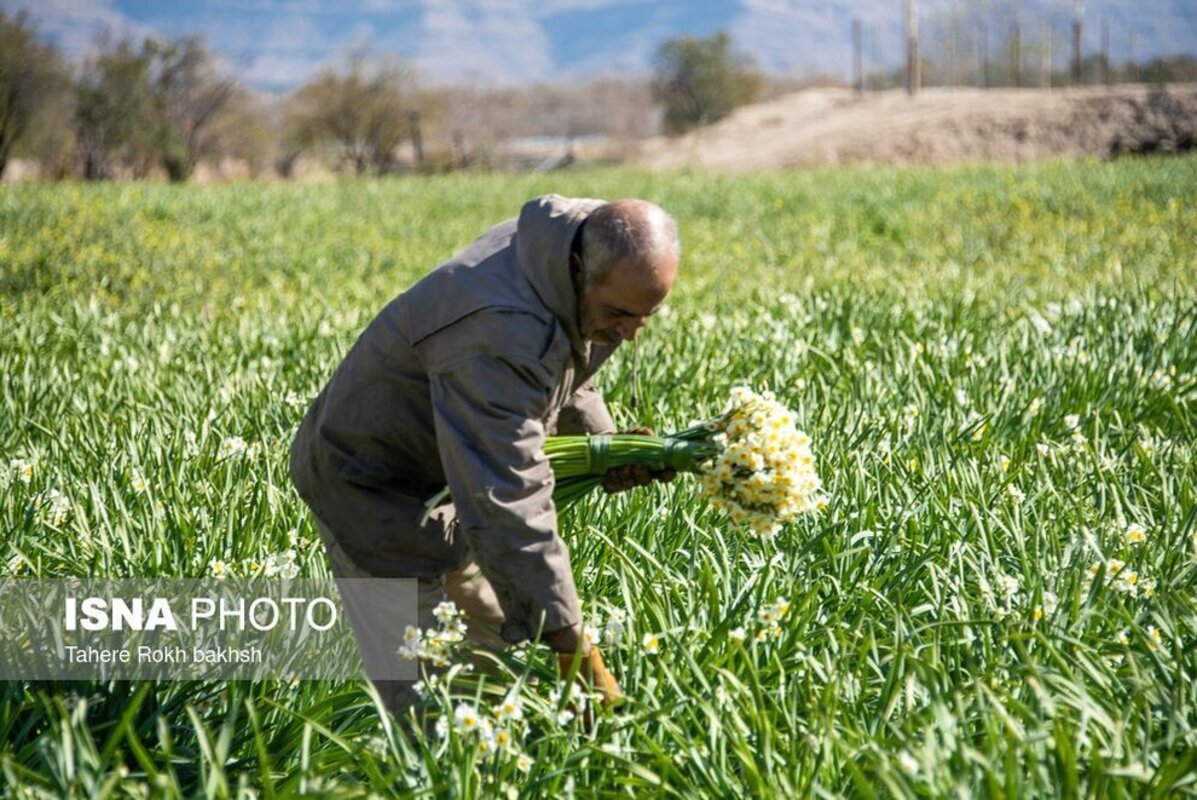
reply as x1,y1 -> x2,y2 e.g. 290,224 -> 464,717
515,194 -> 604,360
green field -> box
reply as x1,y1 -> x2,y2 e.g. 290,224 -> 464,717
2,158 -> 1196,797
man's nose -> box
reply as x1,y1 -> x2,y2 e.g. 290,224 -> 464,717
617,316 -> 648,341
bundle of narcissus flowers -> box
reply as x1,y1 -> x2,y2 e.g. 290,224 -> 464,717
547,386 -> 825,537
425,386 -> 823,537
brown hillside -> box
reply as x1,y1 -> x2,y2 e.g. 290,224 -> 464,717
637,84 -> 1197,171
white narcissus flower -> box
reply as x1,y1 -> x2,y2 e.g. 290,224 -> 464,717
432,601 -> 459,625
492,727 -> 514,752
642,633 -> 660,655
38,489 -> 70,525
1118,571 -> 1140,595
1146,626 -> 1162,650
12,459 -> 34,484
494,693 -> 523,722
454,703 -> 480,733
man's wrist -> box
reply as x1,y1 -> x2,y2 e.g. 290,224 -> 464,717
545,622 -> 591,655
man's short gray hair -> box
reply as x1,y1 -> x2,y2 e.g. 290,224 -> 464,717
580,200 -> 680,287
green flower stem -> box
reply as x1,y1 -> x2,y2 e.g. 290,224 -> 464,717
423,429 -> 720,521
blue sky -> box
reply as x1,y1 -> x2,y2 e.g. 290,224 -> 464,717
5,0 -> 1195,92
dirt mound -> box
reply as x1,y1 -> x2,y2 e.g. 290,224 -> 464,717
637,84 -> 1197,171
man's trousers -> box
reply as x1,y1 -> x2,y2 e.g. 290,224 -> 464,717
313,514 -> 509,718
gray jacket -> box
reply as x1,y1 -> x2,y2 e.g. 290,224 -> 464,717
290,195 -> 618,642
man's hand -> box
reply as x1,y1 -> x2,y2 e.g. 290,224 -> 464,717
543,621 -> 586,655
556,645 -> 625,710
601,426 -> 677,494
547,623 -> 624,711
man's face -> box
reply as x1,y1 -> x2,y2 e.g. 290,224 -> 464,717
575,255 -> 677,346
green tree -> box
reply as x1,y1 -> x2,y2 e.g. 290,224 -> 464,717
651,32 -> 761,135
0,10 -> 70,178
1140,56 -> 1197,83
285,52 -> 415,175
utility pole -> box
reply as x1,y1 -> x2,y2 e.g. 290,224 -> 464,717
1043,23 -> 1052,89
978,23 -> 989,88
853,18 -> 863,96
1072,1 -> 1084,86
1130,31 -> 1139,82
948,21 -> 958,88
1101,19 -> 1110,85
905,0 -> 920,96
871,25 -> 882,90
1012,0 -> 1022,88
1013,21 -> 1022,87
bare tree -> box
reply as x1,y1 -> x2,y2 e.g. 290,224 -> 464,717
75,39 -> 158,179
0,10 -> 70,179
148,36 -> 236,181
197,85 -> 277,177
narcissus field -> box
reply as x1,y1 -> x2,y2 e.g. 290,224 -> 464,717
2,158 -> 1195,797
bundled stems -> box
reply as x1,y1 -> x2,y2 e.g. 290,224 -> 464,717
423,424 -> 722,520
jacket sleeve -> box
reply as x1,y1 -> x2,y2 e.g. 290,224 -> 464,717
428,353 -> 582,644
555,378 -> 617,435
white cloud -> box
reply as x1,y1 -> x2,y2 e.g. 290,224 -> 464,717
730,0 -> 967,77
414,0 -> 554,85
203,12 -> 343,88
556,18 -> 673,79
5,0 -> 155,58
531,0 -> 648,18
